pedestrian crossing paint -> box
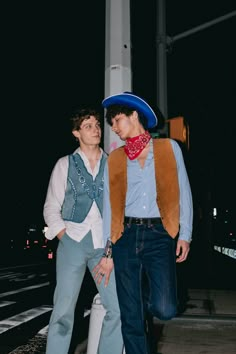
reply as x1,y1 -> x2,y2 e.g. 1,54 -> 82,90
37,324 -> 49,336
0,282 -> 50,298
0,301 -> 16,308
0,305 -> 52,334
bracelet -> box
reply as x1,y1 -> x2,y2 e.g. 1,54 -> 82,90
103,239 -> 113,259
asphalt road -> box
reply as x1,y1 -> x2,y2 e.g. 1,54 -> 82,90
0,261 -> 96,354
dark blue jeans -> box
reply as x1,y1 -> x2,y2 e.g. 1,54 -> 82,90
113,223 -> 177,354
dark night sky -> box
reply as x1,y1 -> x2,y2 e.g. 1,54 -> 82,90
4,1 -> 236,232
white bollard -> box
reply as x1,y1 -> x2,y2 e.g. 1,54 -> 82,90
86,293 -> 106,354
87,293 -> 125,354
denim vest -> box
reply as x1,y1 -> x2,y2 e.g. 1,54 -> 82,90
61,153 -> 106,223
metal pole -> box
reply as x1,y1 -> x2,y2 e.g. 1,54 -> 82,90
104,0 -> 132,154
172,11 -> 236,43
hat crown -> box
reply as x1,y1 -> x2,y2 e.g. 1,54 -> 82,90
102,92 -> 158,128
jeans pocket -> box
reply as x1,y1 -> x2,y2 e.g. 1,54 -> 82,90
151,224 -> 170,237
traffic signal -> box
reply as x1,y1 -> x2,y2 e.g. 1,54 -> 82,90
167,116 -> 189,149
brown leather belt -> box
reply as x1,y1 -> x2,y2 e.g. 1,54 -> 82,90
124,216 -> 162,226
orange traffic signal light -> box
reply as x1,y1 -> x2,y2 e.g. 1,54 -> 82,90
167,116 -> 189,149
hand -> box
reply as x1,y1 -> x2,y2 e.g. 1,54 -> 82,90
57,228 -> 66,240
176,239 -> 190,263
92,257 -> 114,287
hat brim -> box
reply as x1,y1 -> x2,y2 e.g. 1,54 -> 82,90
102,92 -> 158,128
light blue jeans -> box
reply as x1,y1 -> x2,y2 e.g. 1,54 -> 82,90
46,231 -> 123,354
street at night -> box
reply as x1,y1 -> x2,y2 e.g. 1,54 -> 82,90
0,261 -> 97,354
0,232 -> 235,354
2,0 -> 236,352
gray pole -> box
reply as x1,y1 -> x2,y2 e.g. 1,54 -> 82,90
172,10 -> 236,43
104,0 -> 132,153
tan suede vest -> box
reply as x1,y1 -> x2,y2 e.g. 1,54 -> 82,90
107,138 -> 180,243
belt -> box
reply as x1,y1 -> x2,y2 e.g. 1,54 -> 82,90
124,216 -> 162,226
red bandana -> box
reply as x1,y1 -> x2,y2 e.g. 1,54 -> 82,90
124,131 -> 151,160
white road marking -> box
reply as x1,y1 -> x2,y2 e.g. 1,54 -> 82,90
0,305 -> 53,334
0,282 -> 50,298
0,272 -> 22,280
0,301 -> 16,308
37,324 -> 49,336
10,274 -> 36,282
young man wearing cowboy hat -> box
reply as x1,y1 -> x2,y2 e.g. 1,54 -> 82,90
100,92 -> 193,354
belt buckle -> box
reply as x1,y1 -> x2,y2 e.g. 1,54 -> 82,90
137,218 -> 144,225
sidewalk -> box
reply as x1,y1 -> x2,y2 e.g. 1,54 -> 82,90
156,288 -> 236,354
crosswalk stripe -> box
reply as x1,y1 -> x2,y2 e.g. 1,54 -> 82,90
0,301 -> 16,308
0,305 -> 52,334
37,324 -> 49,336
0,272 -> 19,280
0,282 -> 50,298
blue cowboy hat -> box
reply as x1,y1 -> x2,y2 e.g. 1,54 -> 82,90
102,92 -> 158,128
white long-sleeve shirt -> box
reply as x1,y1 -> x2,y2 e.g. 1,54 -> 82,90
43,147 -> 104,249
